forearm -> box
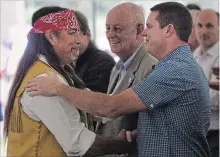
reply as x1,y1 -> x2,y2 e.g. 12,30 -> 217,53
57,84 -> 115,117
56,83 -> 146,117
84,135 -> 136,157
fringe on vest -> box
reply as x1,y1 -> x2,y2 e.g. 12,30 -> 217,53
9,96 -> 23,133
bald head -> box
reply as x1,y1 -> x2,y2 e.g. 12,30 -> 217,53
109,2 -> 145,25
197,9 -> 219,25
195,9 -> 219,52
105,2 -> 145,60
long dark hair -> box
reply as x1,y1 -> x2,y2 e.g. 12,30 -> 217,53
3,32 -> 85,139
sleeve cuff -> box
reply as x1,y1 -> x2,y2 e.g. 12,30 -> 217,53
78,128 -> 96,156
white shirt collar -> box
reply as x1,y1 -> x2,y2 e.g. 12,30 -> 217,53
116,43 -> 144,70
194,42 -> 219,59
39,55 -> 49,65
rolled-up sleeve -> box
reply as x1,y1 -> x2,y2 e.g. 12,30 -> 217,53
21,74 -> 95,156
132,63 -> 189,111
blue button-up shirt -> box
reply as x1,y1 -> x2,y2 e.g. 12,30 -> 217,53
132,45 -> 211,157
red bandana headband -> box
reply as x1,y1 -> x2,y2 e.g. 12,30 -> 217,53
28,10 -> 79,39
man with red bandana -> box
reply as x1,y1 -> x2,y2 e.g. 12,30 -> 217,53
4,9 -> 135,157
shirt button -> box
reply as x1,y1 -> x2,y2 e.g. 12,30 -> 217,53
150,104 -> 154,108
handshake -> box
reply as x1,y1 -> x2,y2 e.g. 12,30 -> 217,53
116,129 -> 137,157
117,129 -> 137,143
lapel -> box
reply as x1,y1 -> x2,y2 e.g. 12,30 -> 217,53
107,67 -> 119,94
108,44 -> 147,94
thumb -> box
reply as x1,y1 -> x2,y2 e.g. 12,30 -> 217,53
126,131 -> 132,142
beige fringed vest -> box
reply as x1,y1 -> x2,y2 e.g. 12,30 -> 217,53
7,60 -> 92,157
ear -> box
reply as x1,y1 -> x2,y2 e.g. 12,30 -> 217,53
45,30 -> 58,46
136,24 -> 144,39
164,24 -> 174,38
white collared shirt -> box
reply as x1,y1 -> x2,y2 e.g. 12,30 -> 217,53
20,55 -> 96,156
194,42 -> 219,80
194,42 -> 219,130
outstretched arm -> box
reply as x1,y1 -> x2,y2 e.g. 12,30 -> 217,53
26,71 -> 146,117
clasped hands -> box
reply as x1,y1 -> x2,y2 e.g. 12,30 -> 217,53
116,129 -> 137,157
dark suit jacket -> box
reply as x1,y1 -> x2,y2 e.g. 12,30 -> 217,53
75,41 -> 115,93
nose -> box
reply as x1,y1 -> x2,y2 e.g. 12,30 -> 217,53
142,28 -> 148,37
74,32 -> 81,45
199,26 -> 207,35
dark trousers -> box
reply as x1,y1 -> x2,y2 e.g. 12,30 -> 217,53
207,130 -> 219,157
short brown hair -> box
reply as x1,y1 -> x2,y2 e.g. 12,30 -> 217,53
151,2 -> 192,42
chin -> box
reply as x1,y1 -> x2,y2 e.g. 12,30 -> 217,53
63,58 -> 75,65
111,48 -> 120,54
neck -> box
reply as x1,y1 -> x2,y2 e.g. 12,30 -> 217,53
158,40 -> 187,60
120,53 -> 133,62
119,42 -> 142,61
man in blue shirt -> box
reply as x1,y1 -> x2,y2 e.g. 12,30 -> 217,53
26,2 -> 211,157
